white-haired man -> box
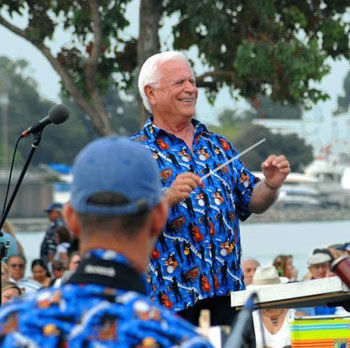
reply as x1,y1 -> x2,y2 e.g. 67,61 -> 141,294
132,51 -> 290,326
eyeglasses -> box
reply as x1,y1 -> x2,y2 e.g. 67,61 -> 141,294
53,267 -> 65,271
9,264 -> 25,269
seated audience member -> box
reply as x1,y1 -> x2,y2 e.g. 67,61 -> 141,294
0,136 -> 213,347
67,251 -> 81,271
329,242 -> 350,259
249,266 -> 301,348
242,257 -> 260,286
49,259 -> 67,287
304,253 -> 331,280
54,225 -> 72,264
7,254 -> 26,283
273,254 -> 298,281
300,253 -> 335,316
54,252 -> 82,287
1,262 -> 9,282
16,278 -> 41,295
1,280 -> 22,305
40,202 -> 65,264
31,259 -> 51,288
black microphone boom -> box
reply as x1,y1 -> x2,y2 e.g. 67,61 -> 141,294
21,104 -> 70,137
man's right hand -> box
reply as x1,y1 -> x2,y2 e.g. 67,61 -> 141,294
165,173 -> 202,206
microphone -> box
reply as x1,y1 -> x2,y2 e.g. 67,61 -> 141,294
21,104 -> 70,137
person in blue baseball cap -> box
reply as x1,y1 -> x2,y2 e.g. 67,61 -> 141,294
40,201 -> 65,264
0,136 -> 213,348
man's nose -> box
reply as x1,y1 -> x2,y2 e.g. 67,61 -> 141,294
184,80 -> 197,93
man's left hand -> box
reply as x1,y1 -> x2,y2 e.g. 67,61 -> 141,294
261,154 -> 290,189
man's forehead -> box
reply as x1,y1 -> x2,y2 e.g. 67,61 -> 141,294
9,257 -> 23,263
310,262 -> 329,267
158,60 -> 194,78
243,260 -> 259,266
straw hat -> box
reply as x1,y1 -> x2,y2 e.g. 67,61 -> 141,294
247,266 -> 289,289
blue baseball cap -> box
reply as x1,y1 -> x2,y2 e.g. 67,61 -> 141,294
44,202 -> 63,213
70,136 -> 162,216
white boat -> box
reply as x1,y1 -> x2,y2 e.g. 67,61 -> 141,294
252,172 -> 322,209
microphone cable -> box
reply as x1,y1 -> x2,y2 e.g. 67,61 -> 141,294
1,135 -> 22,220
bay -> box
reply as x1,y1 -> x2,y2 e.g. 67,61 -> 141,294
16,220 -> 350,279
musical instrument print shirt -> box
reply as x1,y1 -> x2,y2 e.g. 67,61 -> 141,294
132,118 -> 259,312
0,249 -> 212,347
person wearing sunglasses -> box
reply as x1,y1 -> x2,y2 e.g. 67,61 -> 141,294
7,254 -> 26,283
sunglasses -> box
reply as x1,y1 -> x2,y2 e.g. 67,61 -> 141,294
9,264 -> 25,269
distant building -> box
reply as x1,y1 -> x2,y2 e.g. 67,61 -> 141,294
0,168 -> 53,218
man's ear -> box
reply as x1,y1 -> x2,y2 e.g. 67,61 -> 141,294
63,202 -> 81,238
144,85 -> 157,107
149,198 -> 169,240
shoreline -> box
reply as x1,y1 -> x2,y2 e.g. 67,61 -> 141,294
247,207 -> 350,224
7,208 -> 350,232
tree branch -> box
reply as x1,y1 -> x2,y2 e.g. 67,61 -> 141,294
1,10 -> 113,136
137,0 -> 163,126
38,46 -> 102,126
84,0 -> 113,135
88,0 -> 103,69
196,70 -> 237,89
0,15 -> 29,41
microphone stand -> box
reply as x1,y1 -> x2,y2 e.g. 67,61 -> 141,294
224,292 -> 258,348
0,130 -> 43,304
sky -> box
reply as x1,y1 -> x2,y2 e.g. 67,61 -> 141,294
0,1 -> 349,127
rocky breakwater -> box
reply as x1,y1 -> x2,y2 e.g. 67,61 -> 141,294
8,207 -> 350,232
247,206 -> 350,224
7,218 -> 48,233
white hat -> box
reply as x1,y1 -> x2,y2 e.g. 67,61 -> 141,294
247,266 -> 289,289
307,253 -> 331,266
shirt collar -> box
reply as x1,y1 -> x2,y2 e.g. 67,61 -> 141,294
143,116 -> 208,141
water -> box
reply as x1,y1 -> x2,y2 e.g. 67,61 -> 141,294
16,220 -> 350,279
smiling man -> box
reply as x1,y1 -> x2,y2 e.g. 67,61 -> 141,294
132,51 -> 290,329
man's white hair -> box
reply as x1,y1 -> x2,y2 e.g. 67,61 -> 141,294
138,51 -> 192,113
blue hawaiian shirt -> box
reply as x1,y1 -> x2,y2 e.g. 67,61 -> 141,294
131,118 -> 258,312
0,249 -> 212,347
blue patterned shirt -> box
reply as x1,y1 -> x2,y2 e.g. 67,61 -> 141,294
0,249 -> 212,347
131,118 -> 258,312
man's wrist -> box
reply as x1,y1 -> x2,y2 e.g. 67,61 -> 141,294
264,179 -> 282,191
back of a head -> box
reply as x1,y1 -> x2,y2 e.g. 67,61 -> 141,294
70,136 -> 163,237
138,51 -> 191,113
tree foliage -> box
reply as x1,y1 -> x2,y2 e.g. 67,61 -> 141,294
0,0 -> 136,135
249,95 -> 302,119
0,56 -> 139,166
231,124 -> 314,172
0,1 -> 349,135
0,56 -> 89,165
208,108 -> 255,139
165,0 -> 350,108
336,70 -> 350,114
